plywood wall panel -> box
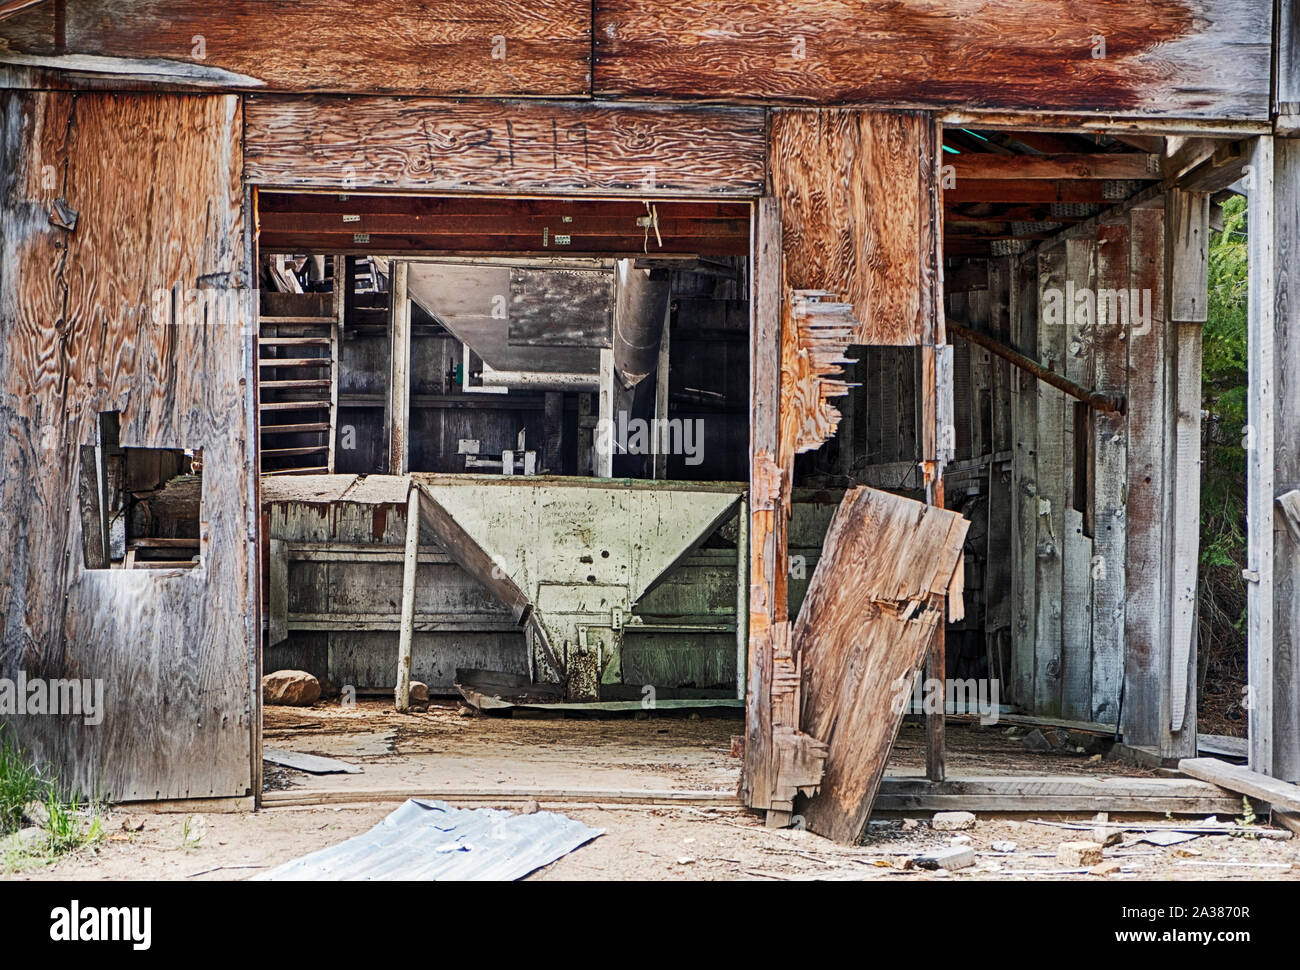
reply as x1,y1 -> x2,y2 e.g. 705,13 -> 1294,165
769,109 -> 938,346
244,96 -> 766,197
0,90 -> 253,801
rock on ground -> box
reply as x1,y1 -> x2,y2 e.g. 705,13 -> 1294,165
262,670 -> 321,707
1058,841 -> 1104,867
932,811 -> 977,831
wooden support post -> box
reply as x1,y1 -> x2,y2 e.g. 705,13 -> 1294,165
394,485 -> 420,712
652,300 -> 671,479
1011,254 -> 1040,708
596,347 -> 615,478
1123,204 -> 1169,747
1274,137 -> 1300,782
387,260 -> 411,475
741,197 -> 783,813
1246,136 -> 1276,774
735,496 -> 749,701
328,253 -> 343,473
1164,188 -> 1209,761
1035,246 -> 1067,716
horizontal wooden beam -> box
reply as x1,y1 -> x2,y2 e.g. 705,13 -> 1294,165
0,0 -> 592,95
945,180 -> 1131,204
244,96 -> 766,197
257,233 -> 748,257
593,0 -> 1271,121
875,775 -> 1252,814
949,153 -> 1158,181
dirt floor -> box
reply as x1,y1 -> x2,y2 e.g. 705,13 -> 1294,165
7,699 -> 1299,881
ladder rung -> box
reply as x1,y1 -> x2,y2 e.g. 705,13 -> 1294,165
264,465 -> 330,475
261,422 -> 331,434
258,315 -> 335,323
259,337 -> 332,346
259,400 -> 331,411
261,445 -> 329,458
261,379 -> 332,390
259,357 -> 332,368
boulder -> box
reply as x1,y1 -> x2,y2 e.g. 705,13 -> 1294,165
262,670 -> 321,706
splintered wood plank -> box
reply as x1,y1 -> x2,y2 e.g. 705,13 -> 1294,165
0,0 -> 592,96
797,486 -> 969,844
244,96 -> 766,197
1122,205 -> 1169,746
593,0 -> 1271,120
768,109 -> 939,346
1091,219 -> 1133,727
0,90 -> 252,800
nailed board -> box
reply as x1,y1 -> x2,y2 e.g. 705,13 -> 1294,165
593,0 -> 1271,121
244,96 -> 766,197
796,487 -> 969,843
769,109 -> 938,346
0,0 -> 592,96
0,91 -> 254,800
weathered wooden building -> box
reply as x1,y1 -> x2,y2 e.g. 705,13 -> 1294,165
0,0 -> 1297,837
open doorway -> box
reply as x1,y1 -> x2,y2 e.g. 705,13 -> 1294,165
253,193 -> 753,801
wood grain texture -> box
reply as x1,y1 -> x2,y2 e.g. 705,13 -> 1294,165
244,96 -> 766,197
0,0 -> 592,96
0,90 -> 253,801
769,109 -> 938,346
796,486 -> 968,843
593,0 -> 1271,120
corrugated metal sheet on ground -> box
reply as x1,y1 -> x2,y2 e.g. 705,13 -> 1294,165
256,799 -> 603,880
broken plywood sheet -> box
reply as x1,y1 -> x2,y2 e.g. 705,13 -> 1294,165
257,799 -> 603,881
797,487 -> 969,844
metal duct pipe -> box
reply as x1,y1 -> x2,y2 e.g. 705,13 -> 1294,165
479,367 -> 600,391
613,259 -> 671,389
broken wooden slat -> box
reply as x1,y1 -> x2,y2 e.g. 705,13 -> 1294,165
796,486 -> 969,844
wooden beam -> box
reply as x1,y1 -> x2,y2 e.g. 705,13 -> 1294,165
387,261 -> 410,475
1273,136 -> 1300,783
950,153 -> 1157,181
1245,136 -> 1276,774
394,485 -> 421,712
244,96 -> 766,198
592,0 -> 1271,121
0,0 -> 592,95
875,774 -> 1252,814
1179,757 -> 1300,812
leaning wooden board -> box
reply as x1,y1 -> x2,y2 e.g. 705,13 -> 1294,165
797,486 -> 969,843
1178,757 -> 1300,813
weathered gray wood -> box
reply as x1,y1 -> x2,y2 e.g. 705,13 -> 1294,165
262,748 -> 362,775
1179,757 -> 1300,812
387,261 -> 411,475
394,485 -> 420,711
1246,136 -> 1276,773
1163,190 -> 1209,758
268,538 -> 288,646
1061,236 -> 1095,720
1273,136 -> 1300,782
1010,254 -> 1039,708
1090,219 -> 1131,726
1034,247 -> 1067,715
0,91 -> 254,802
1122,205 -> 1169,746
875,774 -> 1250,815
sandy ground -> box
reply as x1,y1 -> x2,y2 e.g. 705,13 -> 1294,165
6,700 -> 1298,881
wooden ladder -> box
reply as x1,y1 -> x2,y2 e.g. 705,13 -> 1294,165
257,255 -> 343,475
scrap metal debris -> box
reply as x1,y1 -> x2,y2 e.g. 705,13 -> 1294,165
257,799 -> 603,881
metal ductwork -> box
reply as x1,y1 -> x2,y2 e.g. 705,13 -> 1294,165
613,260 -> 671,389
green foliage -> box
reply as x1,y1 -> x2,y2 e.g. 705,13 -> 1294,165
0,733 -> 105,868
0,735 -> 43,835
1199,194 -> 1249,680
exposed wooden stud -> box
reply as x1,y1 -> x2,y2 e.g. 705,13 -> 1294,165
387,261 -> 411,475
394,485 -> 420,713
